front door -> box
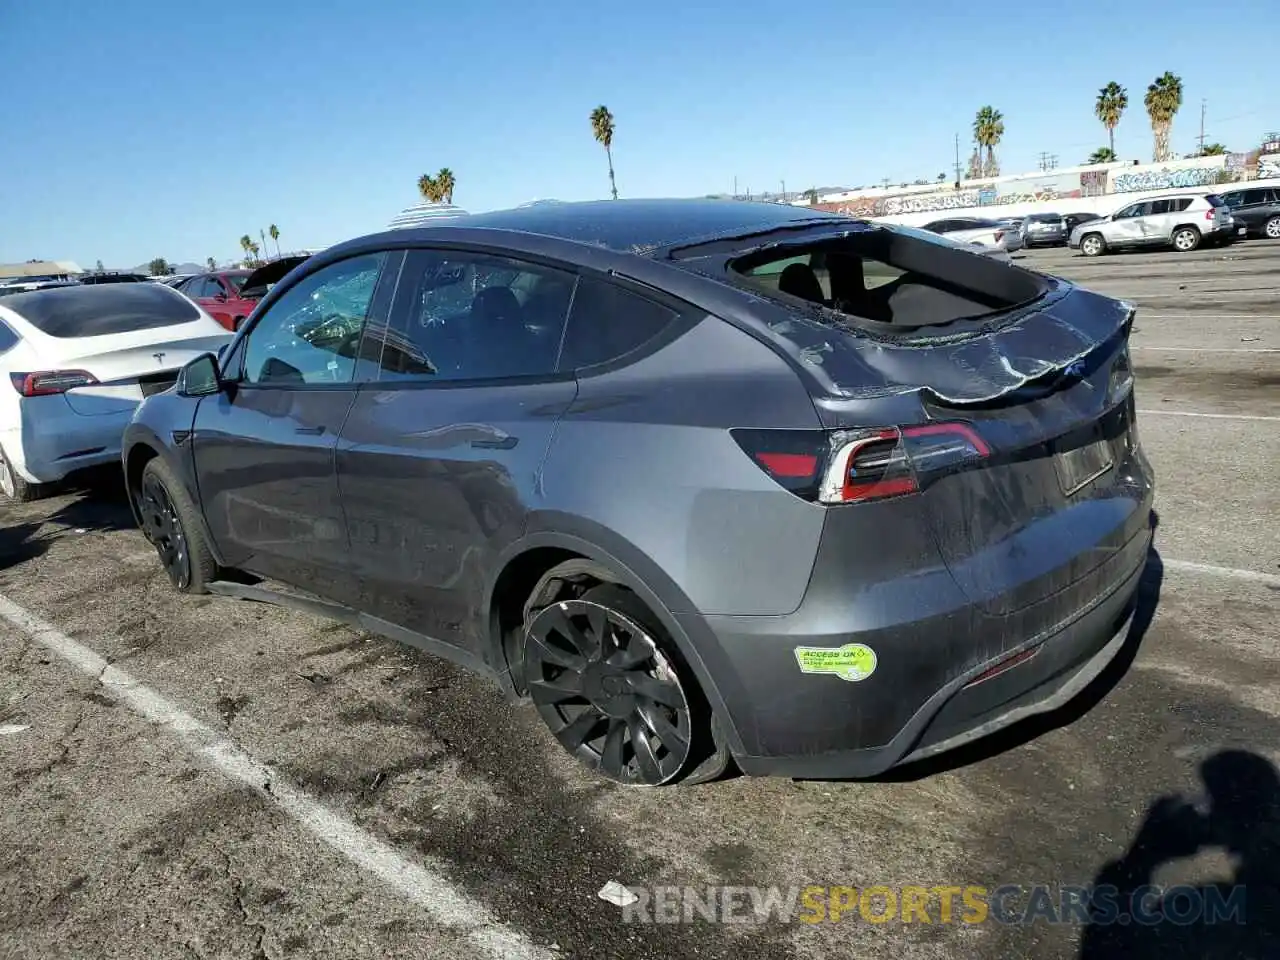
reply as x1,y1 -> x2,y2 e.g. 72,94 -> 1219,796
335,247 -> 578,656
1110,202 -> 1149,246
192,251 -> 397,600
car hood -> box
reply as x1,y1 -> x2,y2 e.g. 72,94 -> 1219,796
238,256 -> 310,299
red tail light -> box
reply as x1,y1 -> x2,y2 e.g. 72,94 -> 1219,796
994,229 -> 1005,242
10,370 -> 99,397
1205,209 -> 1215,221
733,422 -> 990,505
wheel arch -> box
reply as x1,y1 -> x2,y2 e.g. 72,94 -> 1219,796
485,513 -> 749,757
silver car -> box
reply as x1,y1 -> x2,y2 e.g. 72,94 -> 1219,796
1069,193 -> 1235,256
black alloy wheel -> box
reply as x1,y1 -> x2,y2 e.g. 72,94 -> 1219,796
523,585 -> 694,786
139,472 -> 191,589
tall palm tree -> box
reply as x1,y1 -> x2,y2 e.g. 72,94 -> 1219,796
1088,147 -> 1118,164
259,229 -> 269,262
248,241 -> 260,264
973,106 -> 1004,177
435,168 -> 456,204
590,105 -> 618,200
269,224 -> 280,258
417,173 -> 439,202
239,235 -> 252,264
1144,72 -> 1183,162
1095,82 -> 1128,158
206,257 -> 217,271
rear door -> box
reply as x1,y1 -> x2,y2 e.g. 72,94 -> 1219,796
335,247 -> 578,655
192,251 -> 398,599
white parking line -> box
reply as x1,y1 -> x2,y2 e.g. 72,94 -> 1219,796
0,593 -> 551,960
1136,409 -> 1280,422
1141,315 -> 1280,320
1133,346 -> 1278,353
1162,560 -> 1280,588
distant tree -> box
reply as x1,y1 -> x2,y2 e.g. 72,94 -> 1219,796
973,106 -> 1004,177
95,259 -> 104,272
417,173 -> 440,202
259,229 -> 269,262
1199,143 -> 1228,156
965,146 -> 983,180
248,241 -> 261,264
802,188 -> 819,204
1088,147 -> 1118,164
239,235 -> 253,263
435,168 -> 456,204
1144,72 -> 1183,162
1095,82 -> 1128,158
269,224 -> 280,257
590,105 -> 618,200
207,257 -> 217,271
148,257 -> 169,276
937,172 -> 947,182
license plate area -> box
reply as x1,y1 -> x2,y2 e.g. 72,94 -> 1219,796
1053,431 -> 1114,496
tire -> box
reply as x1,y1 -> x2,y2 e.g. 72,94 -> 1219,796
521,578 -> 726,786
0,443 -> 40,503
1172,226 -> 1201,252
1080,233 -> 1106,257
137,457 -> 218,593
1265,216 -> 1280,240
232,316 -> 246,331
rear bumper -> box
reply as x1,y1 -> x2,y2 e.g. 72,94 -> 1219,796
1024,230 -> 1067,246
723,532 -> 1149,780
6,396 -> 135,483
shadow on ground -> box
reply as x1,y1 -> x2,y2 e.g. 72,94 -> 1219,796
0,468 -> 136,571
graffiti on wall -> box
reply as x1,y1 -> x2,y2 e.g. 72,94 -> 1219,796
1259,156 -> 1280,180
1111,165 -> 1216,193
1081,169 -> 1108,197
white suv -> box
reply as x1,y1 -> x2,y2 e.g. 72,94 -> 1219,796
1069,193 -> 1235,256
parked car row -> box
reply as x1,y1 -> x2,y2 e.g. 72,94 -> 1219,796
1068,192 -> 1242,256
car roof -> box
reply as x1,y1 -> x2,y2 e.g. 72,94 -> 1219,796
351,198 -> 856,257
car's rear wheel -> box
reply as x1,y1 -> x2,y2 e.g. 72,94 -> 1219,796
1172,226 -> 1201,252
1079,233 -> 1106,257
232,316 -> 245,331
0,443 -> 40,503
138,458 -> 217,593
1265,216 -> 1280,240
521,577 -> 726,786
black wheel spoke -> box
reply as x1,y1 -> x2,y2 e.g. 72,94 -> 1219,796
627,672 -> 681,708
528,630 -> 587,672
606,640 -> 652,670
600,719 -> 627,779
527,671 -> 585,705
555,709 -> 604,751
584,604 -> 610,654
628,716 -> 662,783
636,701 -> 688,753
538,605 -> 596,659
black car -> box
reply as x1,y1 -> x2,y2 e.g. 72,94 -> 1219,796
1062,212 -> 1104,235
122,199 -> 1153,787
1218,187 -> 1280,240
77,272 -> 151,284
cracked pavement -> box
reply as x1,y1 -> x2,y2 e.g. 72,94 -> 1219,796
1,242 -> 1278,959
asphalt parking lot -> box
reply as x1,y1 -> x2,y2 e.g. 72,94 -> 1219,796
2,241 -> 1277,960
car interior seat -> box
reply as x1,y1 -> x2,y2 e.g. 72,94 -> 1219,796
777,263 -> 826,304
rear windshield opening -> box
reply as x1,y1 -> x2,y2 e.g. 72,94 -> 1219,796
724,226 -> 1049,334
5,283 -> 202,338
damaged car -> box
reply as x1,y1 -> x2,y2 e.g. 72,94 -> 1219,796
122,199 -> 1155,786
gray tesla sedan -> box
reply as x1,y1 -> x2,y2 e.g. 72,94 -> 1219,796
123,199 -> 1155,787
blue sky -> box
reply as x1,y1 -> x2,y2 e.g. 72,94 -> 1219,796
1,0 -> 1273,268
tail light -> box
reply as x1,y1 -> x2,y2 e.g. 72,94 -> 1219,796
733,422 -> 990,506
994,229 -> 1005,243
1205,209 -> 1216,221
10,370 -> 99,397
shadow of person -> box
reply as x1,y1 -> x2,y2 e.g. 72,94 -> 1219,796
1080,749 -> 1280,959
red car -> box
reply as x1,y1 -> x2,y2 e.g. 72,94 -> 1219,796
173,257 -> 308,331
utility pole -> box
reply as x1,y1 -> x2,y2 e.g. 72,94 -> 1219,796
1038,151 -> 1059,172
733,176 -> 738,199
1196,99 -> 1207,155
781,179 -> 786,202
954,132 -> 962,187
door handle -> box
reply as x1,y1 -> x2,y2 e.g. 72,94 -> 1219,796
295,425 -> 325,436
471,436 -> 518,450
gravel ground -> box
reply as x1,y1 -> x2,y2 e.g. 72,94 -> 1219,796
2,240 -> 1277,960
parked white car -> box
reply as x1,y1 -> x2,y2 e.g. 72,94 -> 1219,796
0,282 -> 231,500
1069,193 -> 1237,256
919,216 -> 1025,255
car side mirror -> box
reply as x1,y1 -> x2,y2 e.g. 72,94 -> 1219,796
177,352 -> 224,398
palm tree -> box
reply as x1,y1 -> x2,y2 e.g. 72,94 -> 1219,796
417,173 -> 439,202
973,106 -> 1004,177
1088,147 -> 1118,164
802,188 -> 819,204
239,235 -> 252,264
248,241 -> 260,264
206,257 -> 217,271
269,224 -> 280,258
937,172 -> 947,182
1095,82 -> 1128,158
1199,143 -> 1228,156
1144,72 -> 1183,162
435,168 -> 456,204
590,105 -> 618,200
259,229 -> 268,263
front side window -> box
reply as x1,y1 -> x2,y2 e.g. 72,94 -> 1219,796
374,250 -> 574,382
241,253 -> 387,386
1115,204 -> 1142,219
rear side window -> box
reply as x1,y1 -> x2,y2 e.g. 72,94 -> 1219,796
1174,198 -> 1194,212
4,284 -> 201,338
0,319 -> 19,353
557,277 -> 679,371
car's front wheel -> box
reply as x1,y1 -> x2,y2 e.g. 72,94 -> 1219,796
521,577 -> 726,786
1172,226 -> 1201,252
138,458 -> 218,592
1265,216 -> 1280,240
1080,233 -> 1106,257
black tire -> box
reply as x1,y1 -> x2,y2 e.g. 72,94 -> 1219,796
1079,233 -> 1106,257
1265,216 -> 1280,241
1172,226 -> 1201,253
137,457 -> 218,593
232,316 -> 246,331
521,575 -> 728,786
0,443 -> 41,503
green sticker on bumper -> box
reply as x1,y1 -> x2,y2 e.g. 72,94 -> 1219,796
794,643 -> 877,682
